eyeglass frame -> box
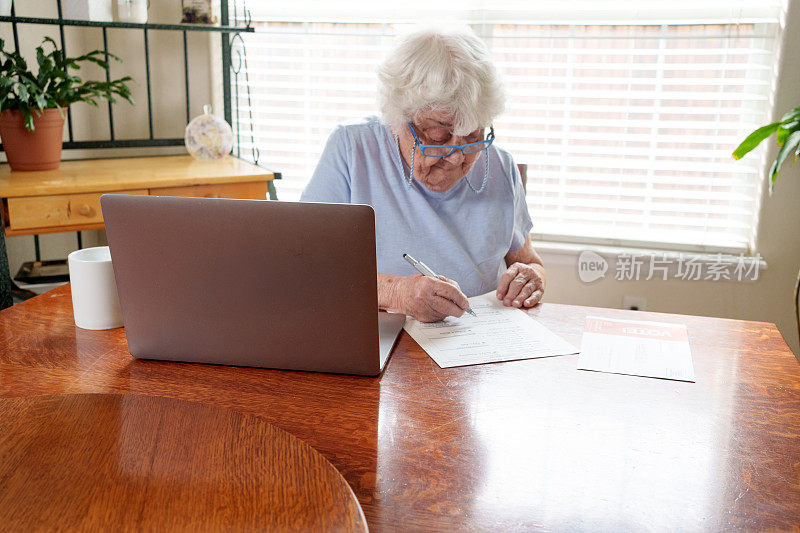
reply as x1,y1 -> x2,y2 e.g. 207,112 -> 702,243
407,122 -> 495,158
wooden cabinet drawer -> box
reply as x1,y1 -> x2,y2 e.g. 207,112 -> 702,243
6,189 -> 148,232
150,181 -> 268,200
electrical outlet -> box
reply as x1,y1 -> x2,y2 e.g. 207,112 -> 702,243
622,295 -> 647,311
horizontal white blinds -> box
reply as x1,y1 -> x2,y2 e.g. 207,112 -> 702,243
231,23 -> 389,201
231,3 -> 786,252
494,21 -> 781,252
248,1 -> 786,25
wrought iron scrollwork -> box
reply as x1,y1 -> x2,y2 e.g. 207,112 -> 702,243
230,30 -> 260,167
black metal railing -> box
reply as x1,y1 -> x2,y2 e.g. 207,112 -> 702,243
0,7 -> 254,150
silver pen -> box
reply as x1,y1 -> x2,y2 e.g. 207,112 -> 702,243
403,253 -> 477,317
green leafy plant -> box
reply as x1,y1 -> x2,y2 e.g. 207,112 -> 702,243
734,107 -> 800,347
732,107 -> 800,193
0,37 -> 134,130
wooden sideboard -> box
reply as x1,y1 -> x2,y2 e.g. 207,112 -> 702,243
0,155 -> 275,236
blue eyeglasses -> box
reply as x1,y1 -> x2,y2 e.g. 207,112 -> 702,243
407,122 -> 495,158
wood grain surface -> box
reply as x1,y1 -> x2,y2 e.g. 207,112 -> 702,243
6,189 -> 148,232
2,284 -> 799,531
150,181 -> 268,200
0,155 -> 274,198
0,393 -> 367,532
1,156 -> 274,236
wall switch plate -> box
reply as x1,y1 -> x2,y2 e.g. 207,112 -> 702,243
622,295 -> 648,311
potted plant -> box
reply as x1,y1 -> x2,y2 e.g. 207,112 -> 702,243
0,37 -> 133,171
733,107 -> 800,342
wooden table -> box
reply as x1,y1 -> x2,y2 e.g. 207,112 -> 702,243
2,285 -> 799,531
0,155 -> 275,236
0,393 -> 367,531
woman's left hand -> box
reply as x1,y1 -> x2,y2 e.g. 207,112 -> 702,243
496,262 -> 546,308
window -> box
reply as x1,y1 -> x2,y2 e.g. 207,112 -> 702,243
231,1 -> 787,253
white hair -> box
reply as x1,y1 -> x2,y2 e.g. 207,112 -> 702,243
377,26 -> 505,136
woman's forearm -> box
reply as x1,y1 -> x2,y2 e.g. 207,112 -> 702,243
377,273 -> 404,312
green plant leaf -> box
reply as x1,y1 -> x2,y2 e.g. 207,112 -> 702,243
732,122 -> 782,159
0,36 -> 133,130
21,108 -> 34,131
16,82 -> 28,102
777,121 -> 799,145
768,130 -> 800,194
780,107 -> 800,122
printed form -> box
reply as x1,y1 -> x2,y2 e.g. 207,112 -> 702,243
578,316 -> 695,382
403,292 -> 577,368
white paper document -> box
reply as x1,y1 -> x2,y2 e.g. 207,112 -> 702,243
403,292 -> 578,368
578,316 -> 695,382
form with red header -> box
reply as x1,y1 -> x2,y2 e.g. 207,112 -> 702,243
578,316 -> 695,382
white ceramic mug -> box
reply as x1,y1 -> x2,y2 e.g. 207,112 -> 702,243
68,246 -> 124,330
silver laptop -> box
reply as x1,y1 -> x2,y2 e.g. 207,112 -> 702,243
100,194 -> 405,376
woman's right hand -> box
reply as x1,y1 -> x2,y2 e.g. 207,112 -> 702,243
378,273 -> 470,322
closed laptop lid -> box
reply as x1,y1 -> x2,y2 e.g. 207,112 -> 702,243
101,194 -> 384,375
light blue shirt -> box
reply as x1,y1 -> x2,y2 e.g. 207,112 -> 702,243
300,116 -> 533,297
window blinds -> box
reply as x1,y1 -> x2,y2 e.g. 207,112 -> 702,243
232,1 -> 787,252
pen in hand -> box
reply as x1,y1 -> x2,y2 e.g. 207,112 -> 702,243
403,253 -> 477,317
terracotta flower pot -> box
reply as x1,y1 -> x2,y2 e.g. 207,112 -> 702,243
0,108 -> 66,171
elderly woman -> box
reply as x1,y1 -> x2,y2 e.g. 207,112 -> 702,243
301,27 -> 545,322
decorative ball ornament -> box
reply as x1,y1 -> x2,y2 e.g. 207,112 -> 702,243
184,104 -> 234,160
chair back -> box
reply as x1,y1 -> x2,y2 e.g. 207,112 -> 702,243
517,163 -> 528,191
